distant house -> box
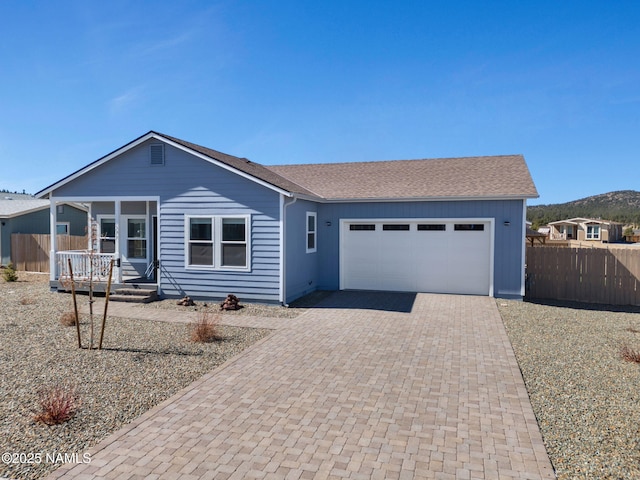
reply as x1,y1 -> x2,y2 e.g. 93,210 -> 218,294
625,229 -> 640,243
0,194 -> 87,267
36,131 -> 539,302
547,217 -> 623,243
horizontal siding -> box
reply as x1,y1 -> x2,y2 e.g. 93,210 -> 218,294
52,139 -> 282,302
284,199 -> 319,303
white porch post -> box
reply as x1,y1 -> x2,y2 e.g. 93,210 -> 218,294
87,203 -> 93,250
114,200 -> 122,283
49,198 -> 57,281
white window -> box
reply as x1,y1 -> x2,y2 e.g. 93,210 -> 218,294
186,215 -> 250,270
306,212 -> 317,253
56,222 -> 69,235
188,217 -> 214,266
221,217 -> 248,267
98,217 -> 116,254
586,225 -> 600,240
126,217 -> 147,261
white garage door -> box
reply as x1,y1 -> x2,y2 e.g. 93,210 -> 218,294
341,219 -> 492,295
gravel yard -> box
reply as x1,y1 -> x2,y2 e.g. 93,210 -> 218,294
5,272 -> 640,480
0,274 -> 278,480
499,299 -> 640,480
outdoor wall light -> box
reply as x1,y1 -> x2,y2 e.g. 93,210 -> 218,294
325,221 -> 332,227
504,221 -> 511,227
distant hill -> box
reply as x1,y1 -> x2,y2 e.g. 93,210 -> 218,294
527,190 -> 640,229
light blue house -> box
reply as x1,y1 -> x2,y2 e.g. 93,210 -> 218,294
36,131 -> 538,303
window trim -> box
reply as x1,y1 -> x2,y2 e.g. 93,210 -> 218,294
586,224 -> 601,240
186,216 -> 214,268
220,216 -> 250,268
306,212 -> 317,253
185,214 -> 251,271
124,215 -> 148,263
97,215 -> 116,254
56,222 -> 70,235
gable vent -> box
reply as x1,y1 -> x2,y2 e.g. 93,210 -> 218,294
150,144 -> 165,166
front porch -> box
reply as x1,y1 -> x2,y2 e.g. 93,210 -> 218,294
53,250 -> 156,291
48,197 -> 160,296
52,250 -> 158,303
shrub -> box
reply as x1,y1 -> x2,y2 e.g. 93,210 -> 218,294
620,344 -> 640,363
33,384 -> 81,425
190,309 -> 223,343
2,263 -> 18,282
59,311 -> 77,327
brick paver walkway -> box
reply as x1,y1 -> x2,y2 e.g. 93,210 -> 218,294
47,292 -> 555,479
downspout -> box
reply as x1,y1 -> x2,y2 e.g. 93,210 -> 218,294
280,194 -> 297,306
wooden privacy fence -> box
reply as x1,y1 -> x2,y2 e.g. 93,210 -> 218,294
11,234 -> 88,273
526,246 -> 640,306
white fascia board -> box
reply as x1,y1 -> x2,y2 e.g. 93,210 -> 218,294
316,195 -> 535,204
50,195 -> 160,203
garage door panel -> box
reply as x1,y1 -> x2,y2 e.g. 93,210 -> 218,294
343,220 -> 491,295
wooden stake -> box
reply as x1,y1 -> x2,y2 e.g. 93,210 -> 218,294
68,258 -> 82,349
98,259 -> 114,350
89,253 -> 94,349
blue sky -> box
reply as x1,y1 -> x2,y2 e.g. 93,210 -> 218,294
1,1 -> 638,205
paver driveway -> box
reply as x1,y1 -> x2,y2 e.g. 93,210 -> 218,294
48,292 -> 555,479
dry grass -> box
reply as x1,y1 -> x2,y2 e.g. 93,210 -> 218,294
33,384 -> 81,425
620,344 -> 640,363
189,309 -> 223,343
2,264 -> 18,282
59,311 -> 77,327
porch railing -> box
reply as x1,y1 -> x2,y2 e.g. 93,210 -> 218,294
550,233 -> 567,241
56,251 -> 115,282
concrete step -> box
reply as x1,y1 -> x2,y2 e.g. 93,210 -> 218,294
110,287 -> 158,303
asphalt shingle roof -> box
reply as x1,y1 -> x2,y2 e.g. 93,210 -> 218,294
161,134 -> 538,200
159,133 -> 318,197
0,199 -> 49,217
267,155 -> 538,200
36,131 -> 538,202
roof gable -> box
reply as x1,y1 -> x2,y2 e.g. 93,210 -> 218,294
36,131 -> 316,199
